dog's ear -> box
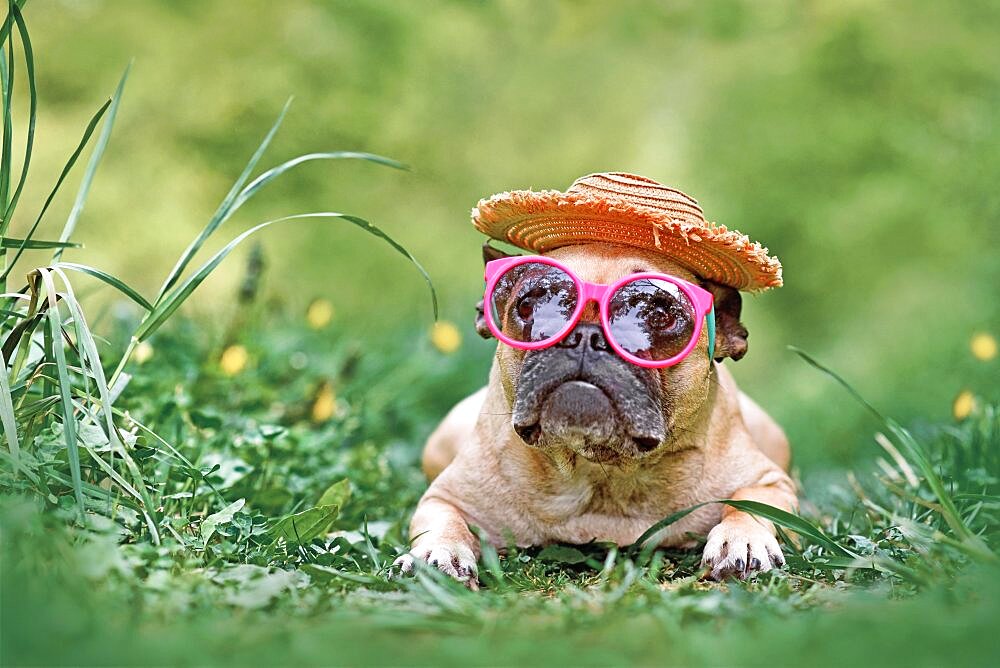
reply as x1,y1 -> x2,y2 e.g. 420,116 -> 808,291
704,282 -> 749,361
475,299 -> 492,339
475,242 -> 517,338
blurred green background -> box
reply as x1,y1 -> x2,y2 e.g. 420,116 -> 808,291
14,0 -> 999,470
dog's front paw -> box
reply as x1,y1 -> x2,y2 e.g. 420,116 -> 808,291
392,540 -> 480,591
700,516 -> 785,581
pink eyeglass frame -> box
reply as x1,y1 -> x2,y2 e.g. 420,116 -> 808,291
483,255 -> 716,368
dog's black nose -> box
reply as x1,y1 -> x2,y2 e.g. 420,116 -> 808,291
556,331 -> 583,349
556,323 -> 610,352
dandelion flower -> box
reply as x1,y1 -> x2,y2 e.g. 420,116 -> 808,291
970,333 -> 997,361
430,321 -> 462,354
312,381 -> 336,423
953,390 -> 976,421
219,345 -> 249,376
307,299 -> 335,330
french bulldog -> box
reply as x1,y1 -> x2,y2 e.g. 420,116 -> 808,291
394,242 -> 796,589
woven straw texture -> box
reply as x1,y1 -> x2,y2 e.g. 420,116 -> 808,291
472,172 -> 782,291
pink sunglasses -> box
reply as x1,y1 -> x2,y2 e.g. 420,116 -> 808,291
484,255 -> 716,368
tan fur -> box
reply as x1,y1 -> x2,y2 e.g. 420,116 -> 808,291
397,244 -> 796,586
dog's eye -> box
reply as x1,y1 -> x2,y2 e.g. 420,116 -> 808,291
646,307 -> 676,331
517,295 -> 536,320
516,286 -> 549,321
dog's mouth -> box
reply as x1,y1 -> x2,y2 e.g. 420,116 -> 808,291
514,380 -> 664,462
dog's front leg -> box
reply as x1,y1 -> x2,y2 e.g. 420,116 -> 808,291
700,468 -> 797,581
393,494 -> 481,590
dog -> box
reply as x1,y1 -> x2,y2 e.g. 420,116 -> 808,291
394,240 -> 796,589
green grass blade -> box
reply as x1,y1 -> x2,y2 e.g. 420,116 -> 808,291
231,151 -> 407,212
0,0 -> 26,45
72,400 -> 160,542
0,98 -> 111,281
787,346 -> 883,421
628,502 -> 707,551
1,4 -> 35,225
954,493 -> 1000,504
0,237 -> 80,250
789,346 -> 990,556
718,499 -> 859,559
630,499 -> 858,560
884,417 -> 993,558
135,212 -> 437,341
0,8 -> 14,221
56,262 -> 152,311
53,267 -> 160,542
35,268 -> 85,517
155,98 -> 292,302
0,344 -> 20,461
54,62 -> 130,261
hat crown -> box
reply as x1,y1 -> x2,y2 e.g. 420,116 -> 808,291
566,172 -> 706,227
471,171 -> 782,291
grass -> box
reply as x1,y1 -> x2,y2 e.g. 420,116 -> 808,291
0,0 -> 433,536
2,4 -> 999,666
1,308 -> 997,666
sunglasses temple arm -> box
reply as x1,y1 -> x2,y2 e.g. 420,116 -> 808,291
706,307 -> 716,363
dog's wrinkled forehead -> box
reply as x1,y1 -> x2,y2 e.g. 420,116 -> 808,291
542,243 -> 701,286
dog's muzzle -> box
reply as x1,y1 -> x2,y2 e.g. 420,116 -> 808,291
511,323 -> 666,460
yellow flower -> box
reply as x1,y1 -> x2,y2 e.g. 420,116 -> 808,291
430,321 -> 462,354
312,381 -> 336,423
970,333 -> 997,361
306,299 -> 335,330
133,341 -> 154,364
219,345 -> 249,376
953,390 -> 976,421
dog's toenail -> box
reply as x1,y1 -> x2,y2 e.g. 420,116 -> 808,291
750,557 -> 761,570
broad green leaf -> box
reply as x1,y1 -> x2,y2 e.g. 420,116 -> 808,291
537,544 -> 589,564
318,478 -> 351,508
201,498 -> 246,543
301,563 -> 378,585
221,567 -> 303,610
270,503 -> 341,545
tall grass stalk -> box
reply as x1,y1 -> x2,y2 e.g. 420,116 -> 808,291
0,5 -> 435,537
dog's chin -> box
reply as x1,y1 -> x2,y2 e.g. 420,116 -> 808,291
525,380 -> 660,464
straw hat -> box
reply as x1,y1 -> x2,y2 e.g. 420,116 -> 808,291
472,172 -> 782,291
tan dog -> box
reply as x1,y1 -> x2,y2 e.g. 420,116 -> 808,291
395,242 -> 796,589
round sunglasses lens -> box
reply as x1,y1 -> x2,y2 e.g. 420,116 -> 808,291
489,262 -> 578,343
607,277 -> 696,361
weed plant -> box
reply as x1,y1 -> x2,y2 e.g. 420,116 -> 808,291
1,4 -> 997,666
